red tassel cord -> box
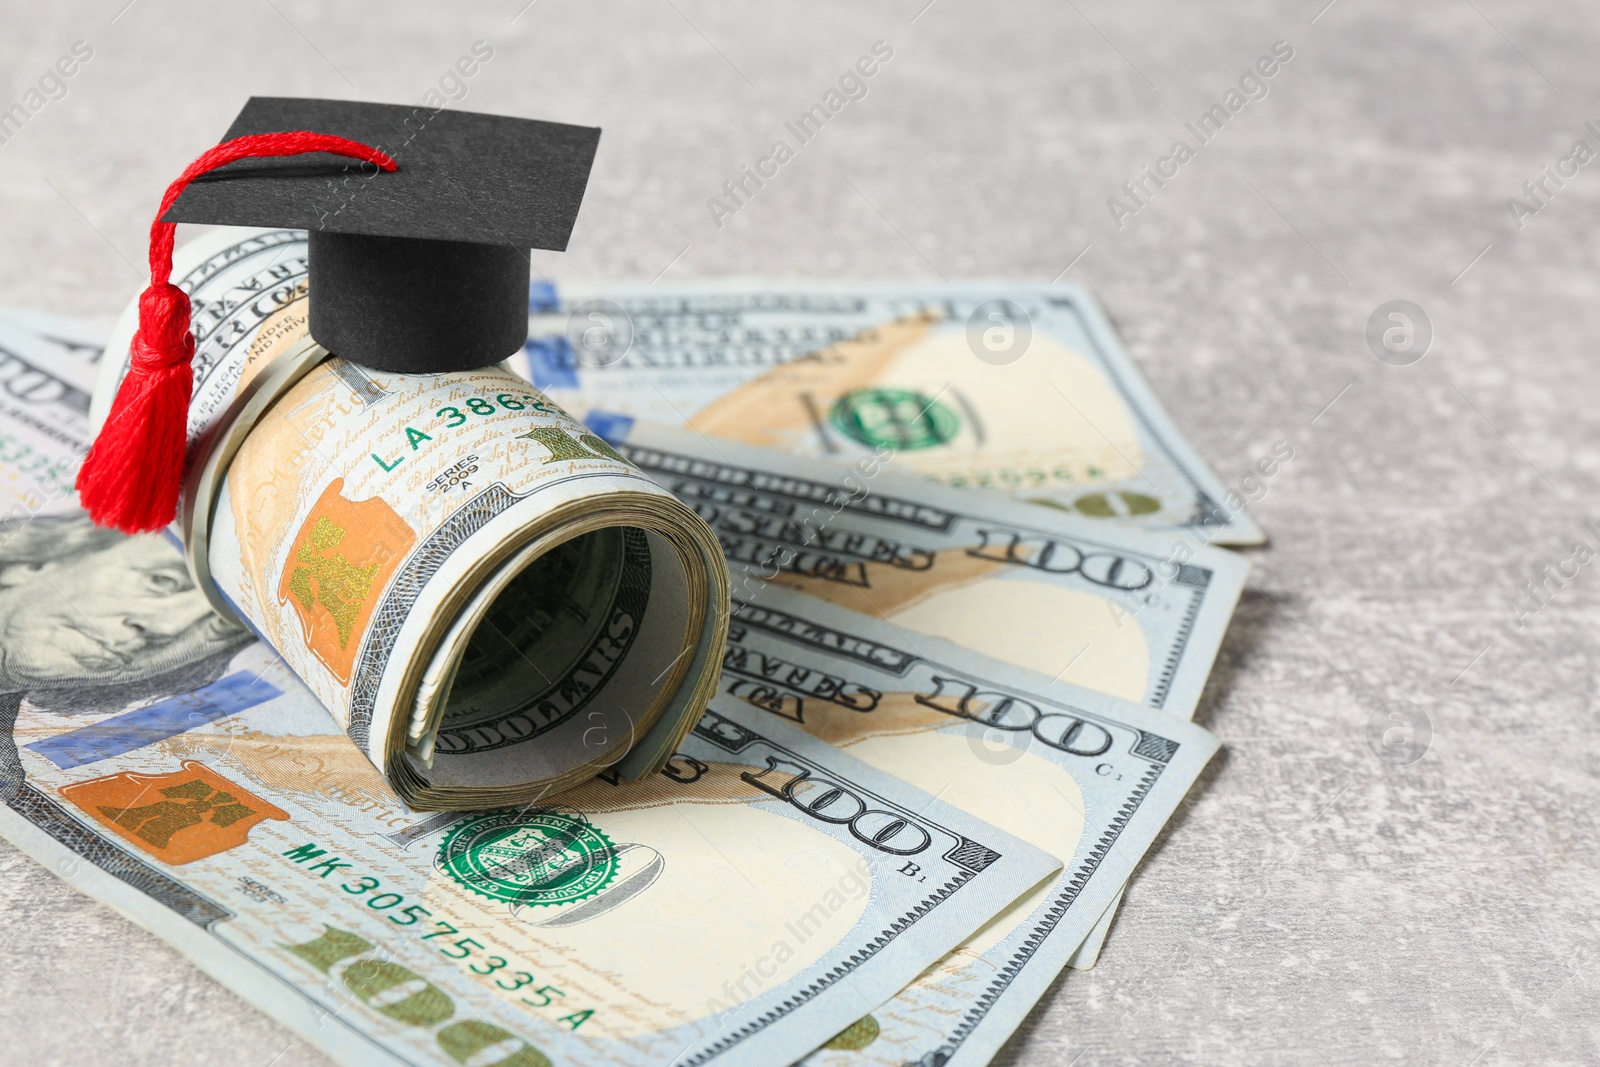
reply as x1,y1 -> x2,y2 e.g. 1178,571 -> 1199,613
75,132 -> 396,534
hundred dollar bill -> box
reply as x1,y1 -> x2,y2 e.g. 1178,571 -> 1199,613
712,586 -> 1220,1067
607,422 -> 1247,721
0,507 -> 1059,1067
89,228 -> 731,809
605,423 -> 1246,971
519,280 -> 1265,545
0,319 -> 92,520
602,424 -> 1246,972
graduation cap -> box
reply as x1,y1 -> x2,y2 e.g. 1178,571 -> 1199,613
77,97 -> 601,534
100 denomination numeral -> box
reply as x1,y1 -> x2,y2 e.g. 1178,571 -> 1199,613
742,755 -> 933,856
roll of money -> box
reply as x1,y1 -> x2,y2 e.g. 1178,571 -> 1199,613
89,227 -> 730,810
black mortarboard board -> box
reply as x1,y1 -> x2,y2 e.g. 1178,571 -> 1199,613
163,97 -> 601,374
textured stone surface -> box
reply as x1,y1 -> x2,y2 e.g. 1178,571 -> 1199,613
1,1 -> 1597,1064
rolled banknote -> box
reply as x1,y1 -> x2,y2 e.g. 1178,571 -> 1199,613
520,279 -> 1266,545
0,506 -> 1059,1067
88,227 -> 731,809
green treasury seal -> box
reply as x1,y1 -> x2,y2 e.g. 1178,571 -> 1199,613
439,809 -> 618,907
828,387 -> 961,451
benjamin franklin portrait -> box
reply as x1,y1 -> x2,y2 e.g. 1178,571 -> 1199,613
0,514 -> 252,779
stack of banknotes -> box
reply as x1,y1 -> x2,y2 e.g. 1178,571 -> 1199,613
0,230 -> 1253,1067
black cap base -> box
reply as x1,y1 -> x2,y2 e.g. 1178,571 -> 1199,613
307,231 -> 529,374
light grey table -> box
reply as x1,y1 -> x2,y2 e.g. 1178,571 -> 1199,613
2,2 -> 1597,1064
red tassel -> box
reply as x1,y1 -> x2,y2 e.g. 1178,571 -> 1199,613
76,132 -> 396,534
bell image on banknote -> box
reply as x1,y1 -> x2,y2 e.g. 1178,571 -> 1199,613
78,99 -> 731,810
